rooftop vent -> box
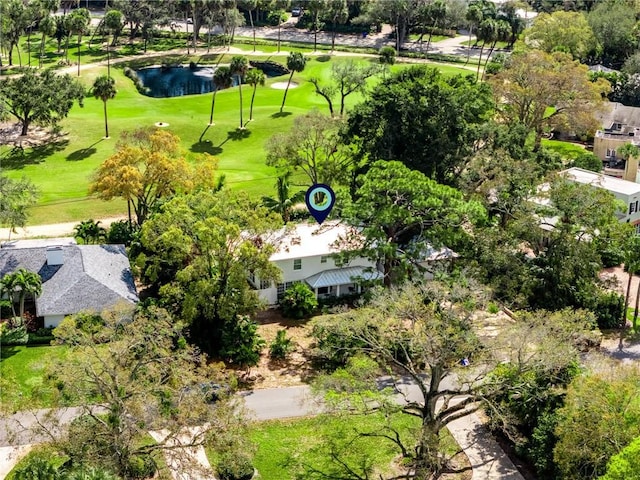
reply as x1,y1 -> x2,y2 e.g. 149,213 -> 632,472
46,246 -> 64,266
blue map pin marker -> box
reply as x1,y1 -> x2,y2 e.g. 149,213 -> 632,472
305,184 -> 335,224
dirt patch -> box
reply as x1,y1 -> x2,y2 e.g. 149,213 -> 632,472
0,122 -> 65,148
231,309 -> 317,389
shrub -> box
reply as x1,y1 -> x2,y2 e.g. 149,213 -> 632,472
269,329 -> 293,359
219,316 -> 265,367
487,302 -> 500,314
379,46 -> 396,65
0,322 -> 29,345
310,312 -> 380,369
123,67 -> 150,95
107,220 -> 138,246
280,283 -> 318,319
125,455 -> 157,479
266,10 -> 287,26
590,291 -> 625,330
217,452 -> 254,480
573,152 -> 603,173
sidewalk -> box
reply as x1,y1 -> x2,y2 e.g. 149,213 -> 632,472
448,413 -> 524,480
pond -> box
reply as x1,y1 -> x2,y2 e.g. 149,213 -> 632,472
134,63 -> 286,98
135,65 -> 223,98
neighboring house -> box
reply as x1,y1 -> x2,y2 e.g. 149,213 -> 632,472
252,222 -> 457,305
562,167 -> 640,232
593,102 -> 640,180
0,238 -> 138,327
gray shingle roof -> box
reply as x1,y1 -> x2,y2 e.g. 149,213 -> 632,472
0,244 -> 138,316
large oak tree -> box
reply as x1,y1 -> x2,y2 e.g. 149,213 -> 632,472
134,189 -> 282,356
489,50 -> 609,150
0,69 -> 85,136
345,65 -> 493,184
340,160 -> 486,286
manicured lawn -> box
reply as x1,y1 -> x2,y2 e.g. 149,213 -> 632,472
207,412 -> 420,479
541,139 -> 587,160
2,44 -> 472,224
0,345 -> 68,411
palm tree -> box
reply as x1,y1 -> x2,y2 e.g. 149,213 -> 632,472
425,0 -> 447,57
245,68 -> 265,124
74,219 -> 107,244
0,274 -> 19,322
476,17 -> 497,81
230,55 -> 249,129
482,19 -> 510,80
69,8 -> 90,76
280,52 -> 307,113
92,75 -> 117,138
465,3 -> 483,65
229,55 -> 249,128
209,65 -> 233,126
12,268 -> 42,323
262,174 -> 305,223
38,14 -> 56,69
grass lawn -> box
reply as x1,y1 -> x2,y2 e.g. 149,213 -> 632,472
0,344 -> 68,411
541,139 -> 587,160
207,412 -> 420,479
2,43 -> 472,225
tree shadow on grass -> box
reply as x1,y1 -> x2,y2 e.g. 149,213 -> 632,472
271,111 -> 292,119
0,345 -> 21,363
217,128 -> 252,149
190,140 -> 223,155
1,139 -> 70,170
316,55 -> 332,62
66,139 -> 104,162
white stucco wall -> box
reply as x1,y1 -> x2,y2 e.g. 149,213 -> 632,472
44,314 -> 65,328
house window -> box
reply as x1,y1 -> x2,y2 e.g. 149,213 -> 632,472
277,281 -> 297,301
293,259 -> 302,270
607,148 -> 617,158
259,279 -> 271,290
318,286 -> 330,295
320,256 -> 328,264
631,201 -> 638,214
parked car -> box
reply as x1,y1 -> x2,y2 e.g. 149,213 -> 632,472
291,7 -> 302,17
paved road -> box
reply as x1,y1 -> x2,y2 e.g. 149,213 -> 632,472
0,382 -> 522,480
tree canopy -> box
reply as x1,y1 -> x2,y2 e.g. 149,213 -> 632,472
0,69 -> 85,135
0,175 -> 38,240
89,128 -> 219,226
340,160 -> 486,286
47,305 -> 240,479
134,189 -> 282,357
345,65 -> 493,184
266,110 -> 355,187
525,11 -> 597,61
489,50 -> 609,149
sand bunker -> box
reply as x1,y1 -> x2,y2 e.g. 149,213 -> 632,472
271,81 -> 298,90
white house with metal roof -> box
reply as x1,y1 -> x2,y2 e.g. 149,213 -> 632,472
253,221 -> 456,305
562,167 -> 640,232
0,239 -> 139,327
252,222 -> 380,304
